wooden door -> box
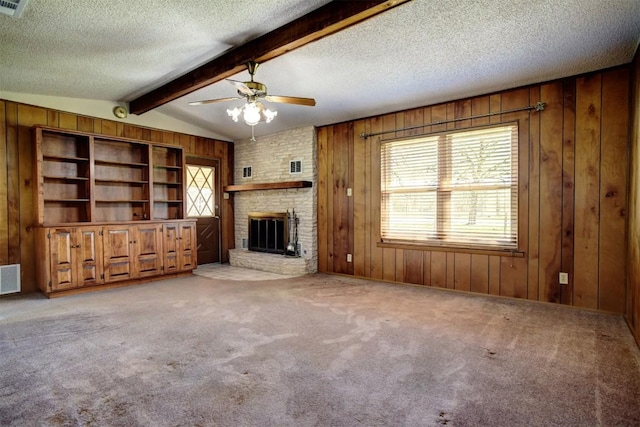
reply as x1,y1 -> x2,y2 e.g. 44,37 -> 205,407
162,223 -> 180,273
75,227 -> 103,287
48,228 -> 77,291
186,159 -> 219,264
179,222 -> 197,271
103,226 -> 134,282
134,224 -> 163,277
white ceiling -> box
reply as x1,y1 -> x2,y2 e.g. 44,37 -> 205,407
1,0 -> 639,141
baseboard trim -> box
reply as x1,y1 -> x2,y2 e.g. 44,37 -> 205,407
44,271 -> 193,299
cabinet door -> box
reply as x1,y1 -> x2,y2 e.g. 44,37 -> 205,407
179,222 -> 197,271
134,224 -> 163,277
162,223 -> 180,273
49,229 -> 77,291
103,226 -> 134,282
75,227 -> 103,287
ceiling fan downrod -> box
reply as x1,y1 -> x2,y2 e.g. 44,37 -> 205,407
246,61 -> 259,81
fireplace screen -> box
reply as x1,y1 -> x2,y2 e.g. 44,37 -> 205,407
248,212 -> 287,254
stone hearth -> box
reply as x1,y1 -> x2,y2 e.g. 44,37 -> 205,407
229,249 -> 309,276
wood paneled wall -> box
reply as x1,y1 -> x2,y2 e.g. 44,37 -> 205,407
0,100 -> 235,294
627,52 -> 640,344
317,67 -> 630,313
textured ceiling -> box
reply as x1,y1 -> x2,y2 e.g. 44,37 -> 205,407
1,0 -> 639,141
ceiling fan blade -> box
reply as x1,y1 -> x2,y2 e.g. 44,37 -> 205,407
188,97 -> 243,106
226,79 -> 255,96
264,95 -> 316,107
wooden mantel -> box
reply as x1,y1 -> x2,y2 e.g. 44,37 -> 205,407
224,180 -> 312,192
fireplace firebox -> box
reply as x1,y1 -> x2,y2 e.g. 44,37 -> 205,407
248,212 -> 288,254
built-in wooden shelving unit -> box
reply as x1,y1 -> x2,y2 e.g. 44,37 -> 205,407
32,126 -> 195,298
33,126 -> 187,223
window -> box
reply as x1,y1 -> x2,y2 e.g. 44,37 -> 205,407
186,165 -> 214,217
380,123 -> 518,249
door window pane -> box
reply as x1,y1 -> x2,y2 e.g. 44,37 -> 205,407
186,165 -> 214,217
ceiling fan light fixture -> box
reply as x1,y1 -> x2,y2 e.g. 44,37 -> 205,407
263,107 -> 277,123
227,101 -> 277,127
195,61 -> 316,128
194,62 -> 314,129
243,102 -> 262,126
227,106 -> 242,122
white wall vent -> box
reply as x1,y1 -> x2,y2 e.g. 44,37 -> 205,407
0,0 -> 29,18
0,264 -> 20,295
290,160 -> 302,174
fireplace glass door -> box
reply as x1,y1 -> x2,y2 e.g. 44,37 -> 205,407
248,213 -> 287,254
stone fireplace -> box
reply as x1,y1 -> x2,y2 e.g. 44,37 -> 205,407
228,126 -> 317,275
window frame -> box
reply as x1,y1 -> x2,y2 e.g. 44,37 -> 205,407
186,164 -> 215,218
379,122 -> 522,255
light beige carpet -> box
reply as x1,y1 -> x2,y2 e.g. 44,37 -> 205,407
1,273 -> 639,426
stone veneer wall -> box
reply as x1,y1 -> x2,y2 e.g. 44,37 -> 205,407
231,126 -> 317,273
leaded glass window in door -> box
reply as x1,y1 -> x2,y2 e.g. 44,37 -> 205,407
186,165 -> 214,217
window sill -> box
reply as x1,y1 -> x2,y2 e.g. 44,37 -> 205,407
377,241 -> 525,257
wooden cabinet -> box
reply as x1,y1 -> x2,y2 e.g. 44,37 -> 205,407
36,227 -> 103,292
102,225 -> 134,282
103,224 -> 164,282
132,224 -> 163,277
73,227 -> 104,287
36,221 -> 195,296
33,126 -> 197,297
179,222 -> 196,270
162,222 -> 196,273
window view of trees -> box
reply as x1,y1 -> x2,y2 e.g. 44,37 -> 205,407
381,124 -> 517,248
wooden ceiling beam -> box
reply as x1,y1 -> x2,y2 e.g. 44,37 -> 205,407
129,0 -> 411,115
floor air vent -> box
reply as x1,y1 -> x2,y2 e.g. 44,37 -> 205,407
0,264 -> 20,295
0,0 -> 28,18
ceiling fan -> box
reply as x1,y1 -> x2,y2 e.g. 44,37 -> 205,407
189,61 -> 316,126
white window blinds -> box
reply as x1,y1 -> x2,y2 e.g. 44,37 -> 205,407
380,123 -> 518,249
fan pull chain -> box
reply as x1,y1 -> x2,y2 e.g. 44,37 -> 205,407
250,125 -> 256,143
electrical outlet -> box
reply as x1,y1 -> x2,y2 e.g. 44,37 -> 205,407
347,188 -> 352,197
347,253 -> 352,263
559,272 -> 569,285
